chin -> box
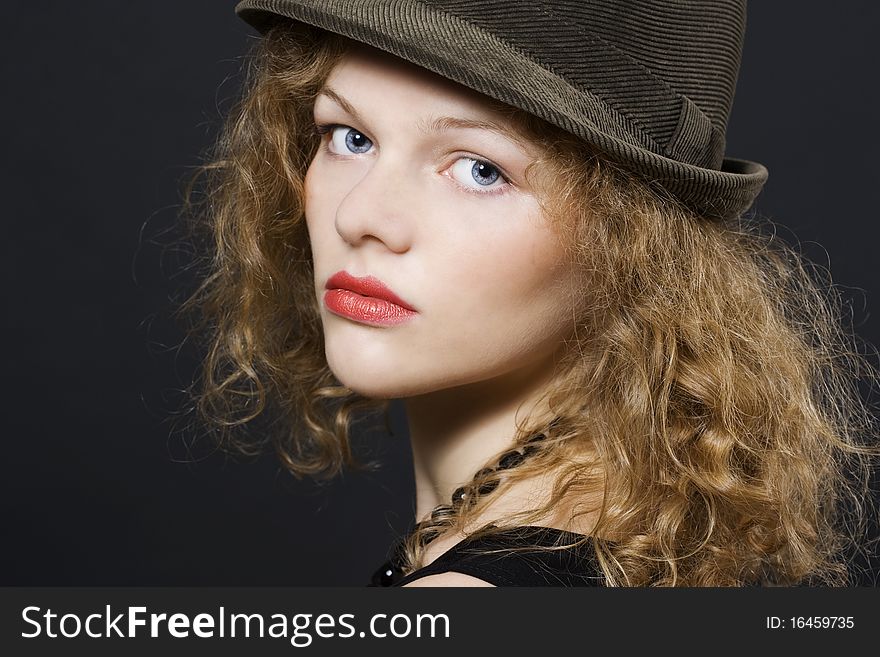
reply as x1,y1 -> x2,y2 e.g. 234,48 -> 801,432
326,353 -> 459,400
325,349 -> 408,399
331,371 -> 417,400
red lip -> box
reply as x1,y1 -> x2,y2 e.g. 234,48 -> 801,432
325,271 -> 416,311
323,271 -> 418,326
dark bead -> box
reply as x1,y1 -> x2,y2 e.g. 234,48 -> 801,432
451,486 -> 470,506
523,444 -> 541,457
472,467 -> 499,496
430,504 -> 454,522
478,478 -> 499,495
370,560 -> 400,587
498,449 -> 525,470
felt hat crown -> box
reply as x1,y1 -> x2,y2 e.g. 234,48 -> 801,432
235,0 -> 768,219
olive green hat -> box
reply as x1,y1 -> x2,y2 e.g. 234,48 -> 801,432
234,0 -> 768,220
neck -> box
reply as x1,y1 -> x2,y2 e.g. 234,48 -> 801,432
403,358 -> 558,522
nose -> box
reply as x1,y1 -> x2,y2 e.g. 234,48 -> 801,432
333,156 -> 416,254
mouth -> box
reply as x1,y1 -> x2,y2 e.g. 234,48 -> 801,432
323,271 -> 417,326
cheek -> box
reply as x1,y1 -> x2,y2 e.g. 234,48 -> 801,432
303,159 -> 338,259
443,218 -> 576,342
455,220 -> 567,304
303,159 -> 322,233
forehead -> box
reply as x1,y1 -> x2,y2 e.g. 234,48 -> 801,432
326,41 -> 478,99
320,42 -> 518,124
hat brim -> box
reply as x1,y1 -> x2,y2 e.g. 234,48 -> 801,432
235,0 -> 768,220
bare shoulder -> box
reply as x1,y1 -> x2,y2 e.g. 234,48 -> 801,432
402,572 -> 496,587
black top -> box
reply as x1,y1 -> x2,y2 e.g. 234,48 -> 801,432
379,526 -> 606,587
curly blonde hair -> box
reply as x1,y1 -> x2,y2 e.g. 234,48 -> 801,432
179,22 -> 880,586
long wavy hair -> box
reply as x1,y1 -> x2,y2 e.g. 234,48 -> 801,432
179,21 -> 880,586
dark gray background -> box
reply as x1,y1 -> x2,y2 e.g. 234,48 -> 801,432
1,1 -> 877,585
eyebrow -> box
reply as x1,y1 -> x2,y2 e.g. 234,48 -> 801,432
316,86 -> 530,149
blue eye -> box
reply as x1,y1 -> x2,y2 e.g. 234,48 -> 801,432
449,157 -> 507,193
470,160 -> 500,185
327,125 -> 372,154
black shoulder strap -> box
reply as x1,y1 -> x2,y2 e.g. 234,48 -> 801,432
394,527 -> 605,587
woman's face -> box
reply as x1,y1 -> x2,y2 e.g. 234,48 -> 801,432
304,43 -> 581,399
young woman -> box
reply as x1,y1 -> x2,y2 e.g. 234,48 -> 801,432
180,1 -> 879,586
